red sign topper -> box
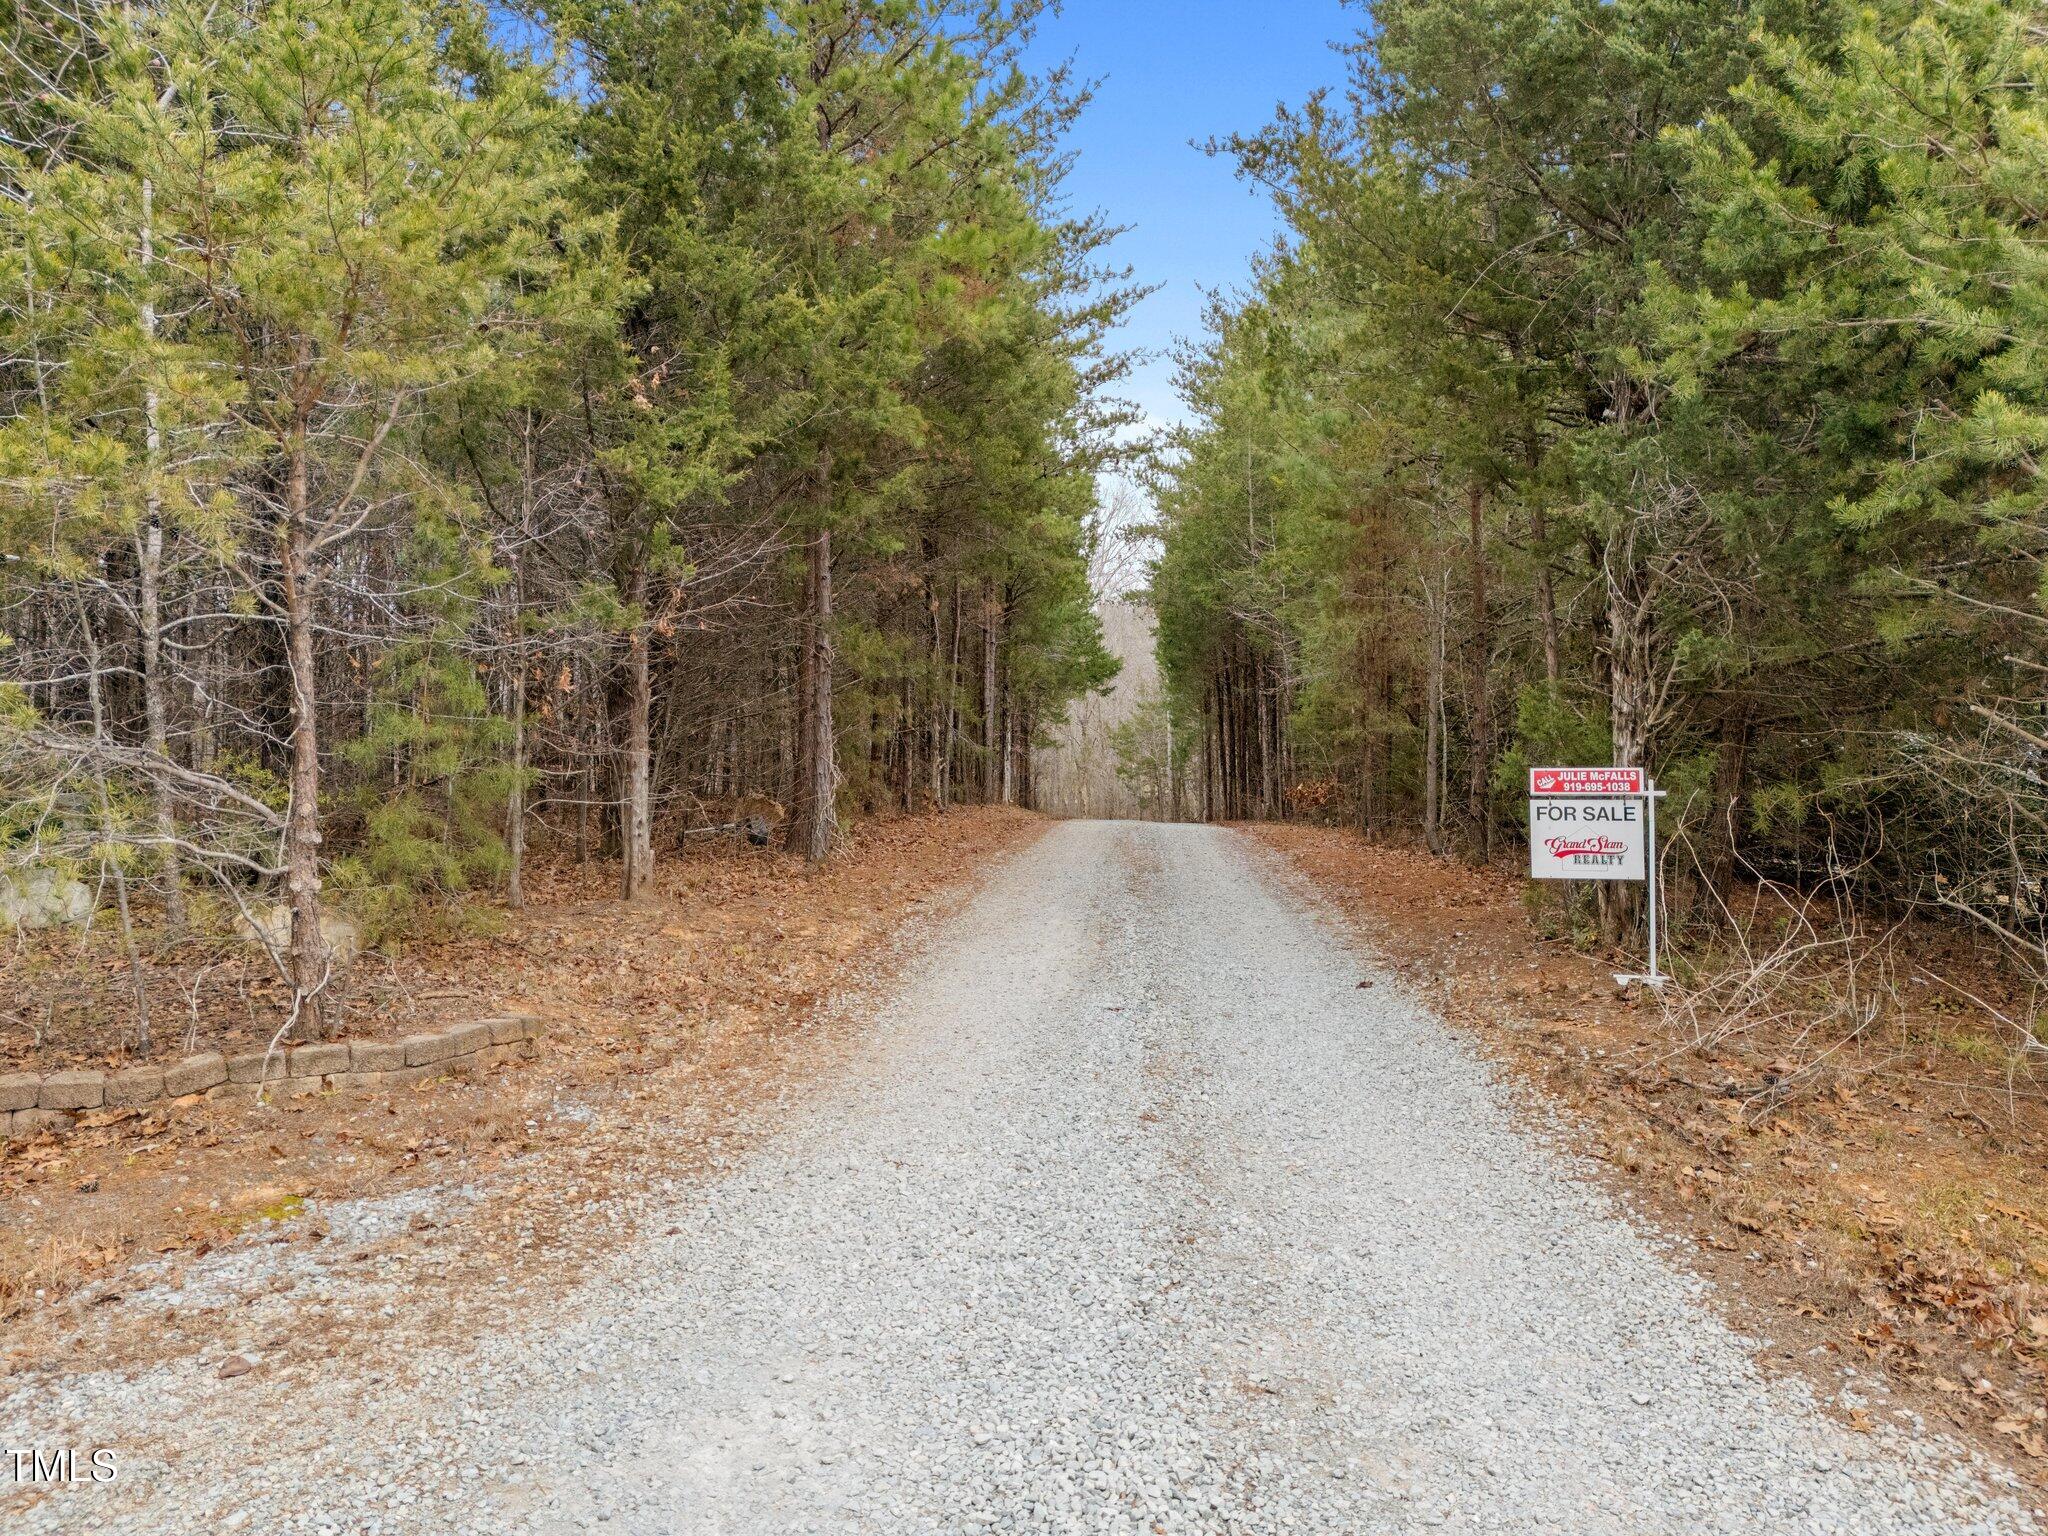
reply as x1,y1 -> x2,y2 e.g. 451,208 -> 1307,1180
1529,766 -> 1645,796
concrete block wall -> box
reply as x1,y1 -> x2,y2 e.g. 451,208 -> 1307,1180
0,1017 -> 548,1142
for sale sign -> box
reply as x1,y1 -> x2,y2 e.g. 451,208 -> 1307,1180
1529,766 -> 1645,796
1529,796 -> 1645,881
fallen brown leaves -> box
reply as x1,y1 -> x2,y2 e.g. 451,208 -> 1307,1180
1253,822 -> 2048,1496
0,809 -> 1040,1370
3,810 -> 1031,1073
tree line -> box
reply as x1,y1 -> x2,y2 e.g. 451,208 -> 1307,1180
1152,0 -> 2048,959
0,0 -> 1131,1041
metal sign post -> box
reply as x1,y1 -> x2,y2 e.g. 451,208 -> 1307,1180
1527,767 -> 1667,989
1613,784 -> 1668,989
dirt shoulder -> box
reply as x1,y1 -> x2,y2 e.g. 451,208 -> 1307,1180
0,808 -> 1044,1378
1251,821 -> 2048,1499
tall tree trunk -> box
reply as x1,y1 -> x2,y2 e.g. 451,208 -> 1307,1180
980,582 -> 1000,803
1164,709 -> 1177,822
870,699 -> 883,816
280,430 -> 330,1036
1604,539 -> 1658,942
1000,678 -> 1015,805
927,583 -> 946,806
1423,580 -> 1446,856
777,645 -> 796,815
792,586 -> 814,823
1466,482 -> 1492,857
1204,671 -> 1220,819
790,39 -> 840,864
1609,589 -> 1653,771
1275,638 -> 1295,813
1017,706 -> 1036,811
1358,638 -> 1378,837
506,413 -> 534,909
941,578 -> 963,809
506,636 -> 528,909
1528,502 -> 1561,686
900,674 -> 918,811
788,524 -> 837,860
1253,663 -> 1269,831
620,564 -> 654,899
135,506 -> 182,931
79,600 -> 151,1050
1221,661 -> 1239,820
576,655 -> 594,867
136,173 -> 183,929
1202,698 -> 1216,824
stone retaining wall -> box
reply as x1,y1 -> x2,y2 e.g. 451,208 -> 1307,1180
0,1016 -> 547,1141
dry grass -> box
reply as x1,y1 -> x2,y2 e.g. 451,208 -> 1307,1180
0,1226 -> 133,1320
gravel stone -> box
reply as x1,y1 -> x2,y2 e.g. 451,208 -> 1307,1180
3,823 -> 2037,1535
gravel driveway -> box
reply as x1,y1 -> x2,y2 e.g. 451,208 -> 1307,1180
7,821 -> 2039,1534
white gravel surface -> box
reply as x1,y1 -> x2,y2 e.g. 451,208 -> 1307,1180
6,821 -> 2040,1534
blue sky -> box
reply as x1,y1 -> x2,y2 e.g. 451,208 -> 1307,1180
1020,2 -> 1358,483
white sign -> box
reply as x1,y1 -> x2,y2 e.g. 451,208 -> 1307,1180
1529,796 -> 1645,881
1529,765 -> 1644,796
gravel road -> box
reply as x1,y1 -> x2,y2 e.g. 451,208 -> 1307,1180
7,821 -> 2040,1534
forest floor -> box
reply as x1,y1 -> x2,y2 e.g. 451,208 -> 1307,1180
0,807 -> 1040,1339
1253,822 -> 2048,1494
0,813 -> 1035,1073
